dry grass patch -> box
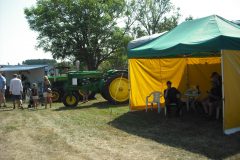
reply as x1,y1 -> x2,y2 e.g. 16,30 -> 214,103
0,95 -> 240,160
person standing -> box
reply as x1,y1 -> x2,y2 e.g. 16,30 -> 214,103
43,76 -> 52,108
31,83 -> 39,109
0,72 -> 7,107
10,74 -> 23,109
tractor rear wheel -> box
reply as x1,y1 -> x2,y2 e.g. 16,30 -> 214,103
102,73 -> 129,104
62,93 -> 79,107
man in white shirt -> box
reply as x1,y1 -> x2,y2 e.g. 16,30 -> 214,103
10,74 -> 23,109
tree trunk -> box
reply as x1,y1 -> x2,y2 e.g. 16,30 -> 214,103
86,59 -> 97,70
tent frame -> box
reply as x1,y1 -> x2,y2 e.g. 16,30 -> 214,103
221,50 -> 225,134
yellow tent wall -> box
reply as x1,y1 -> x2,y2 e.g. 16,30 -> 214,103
222,50 -> 240,134
187,58 -> 221,99
129,57 -> 221,110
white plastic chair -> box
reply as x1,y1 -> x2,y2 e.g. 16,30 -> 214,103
146,91 -> 162,113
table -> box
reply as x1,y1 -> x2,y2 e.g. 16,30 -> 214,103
184,92 -> 200,111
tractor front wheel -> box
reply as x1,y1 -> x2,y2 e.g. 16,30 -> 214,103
51,89 -> 62,102
62,93 -> 79,107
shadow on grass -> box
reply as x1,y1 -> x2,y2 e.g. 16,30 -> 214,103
109,110 -> 240,159
53,101 -> 127,111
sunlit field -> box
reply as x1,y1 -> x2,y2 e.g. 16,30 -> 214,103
0,95 -> 240,160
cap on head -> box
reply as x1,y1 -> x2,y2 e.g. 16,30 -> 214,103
13,74 -> 18,77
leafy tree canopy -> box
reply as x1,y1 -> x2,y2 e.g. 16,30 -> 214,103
185,15 -> 193,21
25,0 -> 180,70
25,0 -> 131,70
127,0 -> 180,37
22,59 -> 57,65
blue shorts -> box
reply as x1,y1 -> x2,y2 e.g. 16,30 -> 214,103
12,95 -> 22,101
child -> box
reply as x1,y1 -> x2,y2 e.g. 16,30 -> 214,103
43,76 -> 52,109
46,88 -> 52,108
80,89 -> 91,103
25,88 -> 33,108
31,83 -> 39,109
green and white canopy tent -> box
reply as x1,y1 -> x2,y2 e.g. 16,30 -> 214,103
128,15 -> 240,134
129,15 -> 240,57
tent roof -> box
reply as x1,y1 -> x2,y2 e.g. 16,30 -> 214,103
128,15 -> 240,58
233,20 -> 240,25
127,31 -> 167,49
0,65 -> 47,72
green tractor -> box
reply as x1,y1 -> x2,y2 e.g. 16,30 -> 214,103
49,69 -> 129,107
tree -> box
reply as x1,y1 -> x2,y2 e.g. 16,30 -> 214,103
185,15 -> 193,21
128,0 -> 180,37
22,59 -> 57,65
25,0 -> 131,70
98,35 -> 131,71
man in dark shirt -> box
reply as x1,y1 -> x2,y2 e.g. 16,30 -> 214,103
164,81 -> 182,116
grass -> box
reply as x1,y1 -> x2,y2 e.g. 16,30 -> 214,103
0,94 -> 240,160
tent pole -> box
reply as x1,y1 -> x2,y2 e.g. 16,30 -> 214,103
186,58 -> 189,89
221,50 -> 225,133
128,59 -> 131,111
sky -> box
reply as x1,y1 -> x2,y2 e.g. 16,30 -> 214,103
0,0 -> 240,65
0,0 -> 52,65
